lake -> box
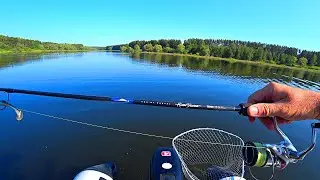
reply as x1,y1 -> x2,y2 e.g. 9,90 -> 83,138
0,52 -> 319,180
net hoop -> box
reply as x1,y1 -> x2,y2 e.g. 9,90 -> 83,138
172,128 -> 245,180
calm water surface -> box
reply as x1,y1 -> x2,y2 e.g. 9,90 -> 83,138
0,52 -> 319,180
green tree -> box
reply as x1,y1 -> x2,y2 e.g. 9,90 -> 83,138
44,43 -> 58,50
0,35 -> 87,52
273,53 -> 281,64
230,43 -> 237,58
185,43 -> 197,54
211,46 -> 224,57
134,44 -> 141,53
266,51 -> 273,62
163,46 -> 174,53
261,50 -> 267,61
143,43 -> 153,52
242,47 -> 254,60
114,38 -> 320,68
0,42 -> 9,49
285,55 -> 297,66
298,57 -> 308,67
199,43 -> 210,56
15,43 -> 25,51
235,46 -> 243,59
176,44 -> 185,54
279,53 -> 288,64
127,47 -> 134,53
153,44 -> 163,52
158,39 -> 169,48
108,46 -> 113,51
120,46 -> 128,52
311,54 -> 318,66
168,39 -> 181,49
223,47 -> 233,58
253,47 -> 264,61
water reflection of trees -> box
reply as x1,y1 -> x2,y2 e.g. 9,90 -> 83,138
133,53 -> 320,82
0,52 -> 85,69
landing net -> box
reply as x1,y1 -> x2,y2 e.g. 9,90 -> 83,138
172,128 -> 245,180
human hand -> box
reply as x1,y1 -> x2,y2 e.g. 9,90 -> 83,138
247,82 -> 320,129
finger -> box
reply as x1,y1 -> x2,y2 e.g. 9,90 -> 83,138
276,117 -> 291,124
248,116 -> 255,123
248,102 -> 285,117
248,86 -> 270,104
248,82 -> 280,104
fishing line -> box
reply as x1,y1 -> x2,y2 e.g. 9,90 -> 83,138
21,108 -> 173,140
0,92 -> 9,110
20,108 -> 267,149
4,106 -> 277,179
248,148 -> 275,180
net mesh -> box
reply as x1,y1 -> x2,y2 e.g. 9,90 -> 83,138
172,128 -> 245,180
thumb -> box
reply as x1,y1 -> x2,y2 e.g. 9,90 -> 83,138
248,103 -> 281,117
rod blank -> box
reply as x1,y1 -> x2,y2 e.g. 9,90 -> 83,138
0,88 -> 243,113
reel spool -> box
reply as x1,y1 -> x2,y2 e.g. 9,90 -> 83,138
242,142 -> 274,168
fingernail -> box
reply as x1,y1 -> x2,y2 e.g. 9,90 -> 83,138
249,106 -> 259,116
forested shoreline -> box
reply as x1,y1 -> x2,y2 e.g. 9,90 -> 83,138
0,35 -> 91,53
2,34 -> 319,70
107,39 -> 320,69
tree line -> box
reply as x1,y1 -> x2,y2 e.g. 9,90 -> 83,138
107,39 -> 320,68
0,35 -> 90,52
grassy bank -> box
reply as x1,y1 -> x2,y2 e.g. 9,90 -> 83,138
141,52 -> 320,73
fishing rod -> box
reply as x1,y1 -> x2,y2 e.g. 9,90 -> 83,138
1,87 -> 319,173
0,88 -> 250,115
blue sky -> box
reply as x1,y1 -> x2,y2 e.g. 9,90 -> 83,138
1,0 -> 320,51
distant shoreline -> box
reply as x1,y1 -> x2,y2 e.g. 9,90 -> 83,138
140,52 -> 320,73
0,50 -> 102,54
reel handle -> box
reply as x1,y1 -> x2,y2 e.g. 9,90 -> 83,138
296,122 -> 319,160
